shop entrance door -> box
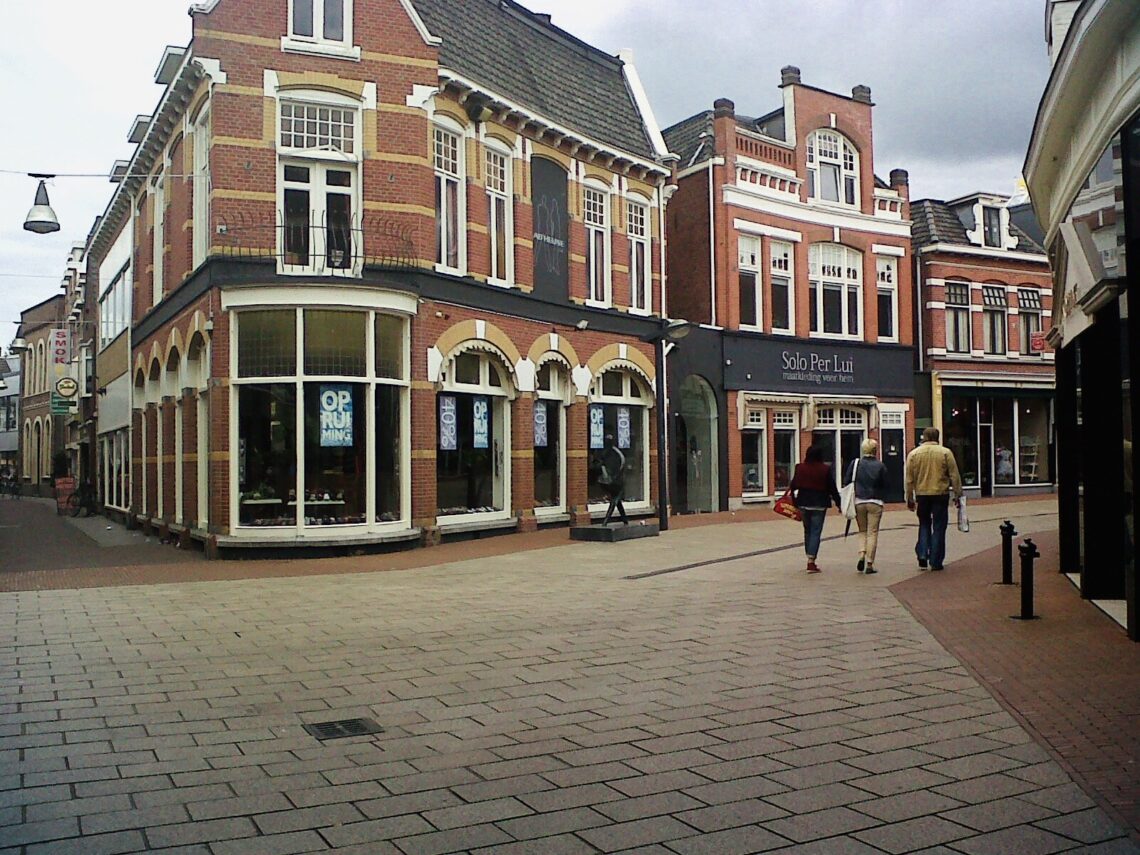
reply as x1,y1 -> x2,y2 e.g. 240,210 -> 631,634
979,424 -> 994,497
812,407 -> 867,487
882,429 -> 905,503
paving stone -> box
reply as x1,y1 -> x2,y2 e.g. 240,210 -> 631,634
251,803 -> 365,835
24,830 -> 145,855
318,813 -> 434,847
763,781 -> 875,814
763,805 -> 880,842
594,791 -> 703,822
81,805 -> 190,836
1036,807 -> 1131,844
209,829 -> 328,855
577,816 -> 699,852
682,774 -> 789,805
850,790 -> 965,823
393,822 -> 513,855
517,782 -> 624,812
496,805 -> 611,839
849,767 -> 955,797
664,824 -> 791,854
853,815 -> 974,853
932,772 -> 1039,805
469,833 -> 596,854
144,817 -> 256,848
950,824 -> 1081,854
937,795 -> 1058,832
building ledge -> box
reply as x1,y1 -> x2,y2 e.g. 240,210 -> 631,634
214,528 -> 421,548
437,516 -> 518,535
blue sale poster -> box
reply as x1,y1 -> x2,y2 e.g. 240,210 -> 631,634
534,401 -> 548,448
439,395 -> 457,451
319,385 -> 354,447
473,396 -> 489,449
617,406 -> 631,449
589,405 -> 605,449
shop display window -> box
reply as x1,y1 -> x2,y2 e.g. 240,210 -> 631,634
305,310 -> 366,376
1018,399 -> 1051,484
993,398 -> 1015,485
773,411 -> 798,492
375,384 -> 401,522
238,311 -> 296,378
303,383 -> 366,525
944,395 -> 979,487
238,384 -> 298,526
742,430 -> 764,493
588,370 -> 649,506
534,362 -> 565,510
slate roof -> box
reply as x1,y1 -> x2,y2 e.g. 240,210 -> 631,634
663,110 -> 788,166
911,199 -> 1045,255
411,0 -> 657,161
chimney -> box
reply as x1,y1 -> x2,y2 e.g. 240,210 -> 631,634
852,84 -> 872,104
780,65 -> 801,87
713,98 -> 735,119
890,169 -> 909,192
534,12 -> 551,24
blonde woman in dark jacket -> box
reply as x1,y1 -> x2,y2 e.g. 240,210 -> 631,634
844,438 -> 888,575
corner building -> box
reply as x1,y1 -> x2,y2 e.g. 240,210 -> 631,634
86,0 -> 674,554
663,68 -> 915,513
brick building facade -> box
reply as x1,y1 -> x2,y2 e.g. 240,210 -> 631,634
85,0 -> 674,554
911,194 -> 1055,497
663,68 -> 915,512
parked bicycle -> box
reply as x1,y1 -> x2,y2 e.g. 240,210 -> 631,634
0,476 -> 19,499
65,480 -> 98,518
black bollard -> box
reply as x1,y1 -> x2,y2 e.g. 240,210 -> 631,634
999,520 -> 1017,585
1012,538 -> 1041,620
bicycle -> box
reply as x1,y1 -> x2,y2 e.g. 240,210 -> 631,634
65,481 -> 97,518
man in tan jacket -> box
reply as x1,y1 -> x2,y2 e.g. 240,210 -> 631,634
905,427 -> 963,571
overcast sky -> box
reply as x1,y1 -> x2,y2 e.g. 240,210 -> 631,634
0,0 -> 1051,343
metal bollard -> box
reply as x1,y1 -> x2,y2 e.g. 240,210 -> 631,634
1012,538 -> 1041,620
999,520 -> 1017,585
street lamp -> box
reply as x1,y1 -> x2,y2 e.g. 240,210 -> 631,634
23,176 -> 60,235
641,319 -> 691,532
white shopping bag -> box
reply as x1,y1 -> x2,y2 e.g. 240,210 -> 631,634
957,494 -> 970,533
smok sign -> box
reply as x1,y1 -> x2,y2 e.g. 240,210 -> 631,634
781,349 -> 855,386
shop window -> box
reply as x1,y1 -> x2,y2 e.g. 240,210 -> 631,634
238,384 -> 298,527
1018,289 -> 1043,356
742,419 -> 765,495
434,125 -> 463,272
628,199 -> 650,311
806,130 -> 858,207
238,310 -> 297,378
304,310 -> 366,376
982,285 -> 1008,355
485,146 -> 513,285
772,411 -> 798,492
993,398 -> 1015,485
876,257 -> 898,341
945,281 -> 972,353
534,362 -> 566,510
770,241 -> 793,334
375,384 -> 401,521
738,236 -> 760,328
1018,398 -> 1050,484
588,370 -> 649,504
303,383 -> 367,524
809,243 -> 861,338
944,396 -> 978,487
375,313 -> 404,379
584,186 -> 610,305
437,351 -> 512,517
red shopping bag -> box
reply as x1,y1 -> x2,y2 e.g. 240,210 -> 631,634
773,488 -> 802,522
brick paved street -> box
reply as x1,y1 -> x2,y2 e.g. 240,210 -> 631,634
1,498 -> 1137,853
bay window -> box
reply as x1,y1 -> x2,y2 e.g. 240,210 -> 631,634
806,130 -> 858,207
584,186 -> 610,305
485,146 -> 513,285
770,241 -> 793,333
434,125 -> 463,272
738,236 -> 761,328
628,199 -> 650,312
809,243 -> 862,338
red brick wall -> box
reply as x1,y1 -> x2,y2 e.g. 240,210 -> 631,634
666,169 -> 712,323
181,389 -> 198,527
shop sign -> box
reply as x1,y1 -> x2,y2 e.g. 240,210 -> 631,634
50,393 -> 76,415
779,349 -> 855,386
55,377 -> 79,399
319,385 -> 353,448
617,406 -> 631,449
533,401 -> 548,448
472,396 -> 489,449
439,395 -> 457,451
531,157 -> 569,301
51,328 -> 69,366
1029,331 -> 1049,353
589,405 -> 605,449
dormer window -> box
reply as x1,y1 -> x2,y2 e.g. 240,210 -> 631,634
284,0 -> 358,59
806,130 -> 858,207
983,206 -> 1001,248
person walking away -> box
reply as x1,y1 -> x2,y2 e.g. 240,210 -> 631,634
599,434 -> 628,526
790,446 -> 841,573
845,438 -> 888,575
904,427 -> 963,571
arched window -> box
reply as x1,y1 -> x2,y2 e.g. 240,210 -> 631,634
484,137 -> 514,286
37,341 -> 46,394
433,116 -> 466,273
534,358 -> 571,513
806,130 -> 859,207
588,368 -> 651,506
809,244 -> 862,338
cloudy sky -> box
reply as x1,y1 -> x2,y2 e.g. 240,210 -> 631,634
0,0 -> 1051,342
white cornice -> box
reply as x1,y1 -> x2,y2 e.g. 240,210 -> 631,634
676,157 -> 724,181
918,243 -> 1047,265
723,186 -> 912,239
733,218 -> 802,243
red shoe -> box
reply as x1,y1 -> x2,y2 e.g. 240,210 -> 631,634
807,561 -> 821,574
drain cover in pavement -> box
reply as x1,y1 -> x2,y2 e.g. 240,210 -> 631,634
303,718 -> 383,740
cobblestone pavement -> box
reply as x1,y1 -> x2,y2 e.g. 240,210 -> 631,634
1,499 -> 1137,854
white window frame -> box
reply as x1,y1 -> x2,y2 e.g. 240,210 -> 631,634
534,359 -> 569,516
876,256 -> 899,343
806,130 -> 859,209
192,105 -> 211,270
945,280 -> 972,354
283,0 -> 360,61
982,205 -> 1002,248
230,306 -> 412,537
1018,289 -> 1043,356
433,120 -> 466,275
770,240 -> 794,335
584,183 -> 612,308
982,286 -> 1008,355
737,236 -> 762,330
588,369 -> 651,512
627,196 -> 651,314
276,93 -> 363,278
151,167 -> 165,307
808,243 -> 863,340
742,408 -> 766,496
771,409 -> 800,493
484,142 -> 514,287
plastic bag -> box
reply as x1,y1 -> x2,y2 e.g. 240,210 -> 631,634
957,494 -> 970,532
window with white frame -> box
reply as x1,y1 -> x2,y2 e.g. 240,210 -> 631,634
945,280 -> 971,353
982,206 -> 1002,248
434,125 -> 463,272
772,410 -> 798,492
485,146 -> 513,285
192,106 -> 211,269
738,236 -> 761,328
742,408 -> 765,494
770,241 -> 793,333
1018,288 -> 1043,355
588,369 -> 649,504
278,98 -> 361,275
628,199 -> 650,312
99,266 -> 130,350
876,257 -> 898,341
584,186 -> 610,305
152,169 -> 165,306
288,0 -> 351,46
809,243 -> 862,338
806,130 -> 858,207
982,285 -> 1008,354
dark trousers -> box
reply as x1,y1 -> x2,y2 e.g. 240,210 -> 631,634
915,494 -> 950,568
603,483 -> 628,525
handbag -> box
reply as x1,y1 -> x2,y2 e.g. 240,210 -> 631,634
773,488 -> 802,522
840,458 -> 859,520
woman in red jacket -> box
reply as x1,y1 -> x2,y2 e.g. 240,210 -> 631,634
790,446 -> 842,574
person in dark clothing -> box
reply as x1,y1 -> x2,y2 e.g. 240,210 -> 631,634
844,438 -> 889,574
790,446 -> 841,573
599,434 -> 628,526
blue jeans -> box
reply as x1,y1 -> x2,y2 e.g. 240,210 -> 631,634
916,495 -> 950,568
801,509 -> 827,559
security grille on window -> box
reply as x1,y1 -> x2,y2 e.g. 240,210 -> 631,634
486,149 -> 511,283
876,257 -> 897,341
1018,288 -> 1043,355
434,127 -> 461,270
628,201 -> 650,311
281,163 -> 355,272
584,188 -> 609,305
982,286 -> 1008,354
945,281 -> 972,353
738,236 -> 760,328
280,102 -> 355,153
770,241 -> 793,333
806,130 -> 858,206
809,244 -> 862,337
290,0 -> 348,44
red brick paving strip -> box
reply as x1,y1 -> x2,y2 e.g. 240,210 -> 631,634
892,529 -> 1140,843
